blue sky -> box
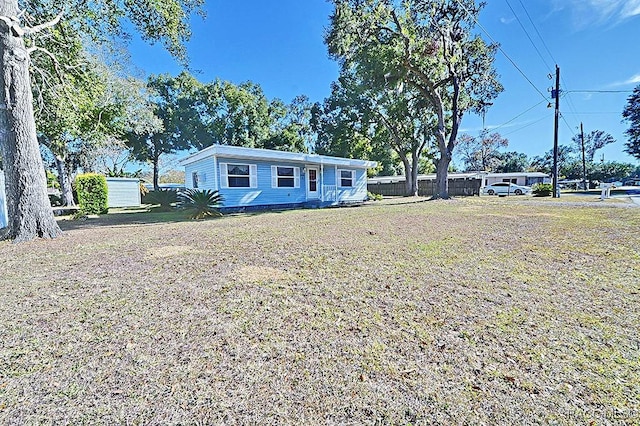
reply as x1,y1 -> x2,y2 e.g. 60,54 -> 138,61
128,0 -> 640,165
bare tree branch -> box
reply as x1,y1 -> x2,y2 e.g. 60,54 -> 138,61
24,10 -> 64,35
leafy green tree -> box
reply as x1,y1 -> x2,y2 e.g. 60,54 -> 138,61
35,30 -> 136,206
263,95 -> 312,152
0,0 -> 204,242
456,131 -> 508,172
530,146 -> 574,175
326,0 -> 502,198
312,70 -> 435,195
494,151 -> 529,173
195,80 -> 271,149
126,72 -> 203,190
590,161 -> 636,182
572,130 -> 615,162
622,85 -> 640,159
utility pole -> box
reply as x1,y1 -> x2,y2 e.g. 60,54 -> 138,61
580,122 -> 587,191
552,65 -> 560,198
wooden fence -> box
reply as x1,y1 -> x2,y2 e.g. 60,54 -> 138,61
368,177 -> 481,197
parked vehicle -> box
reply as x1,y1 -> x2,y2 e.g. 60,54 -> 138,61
482,182 -> 532,196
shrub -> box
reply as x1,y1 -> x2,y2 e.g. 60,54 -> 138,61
144,189 -> 179,211
180,189 -> 223,219
75,173 -> 108,214
367,191 -> 383,201
532,183 -> 553,197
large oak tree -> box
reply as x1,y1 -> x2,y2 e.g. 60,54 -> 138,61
0,0 -> 203,242
327,0 -> 502,198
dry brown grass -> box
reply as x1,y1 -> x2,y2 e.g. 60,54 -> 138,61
1,197 -> 639,424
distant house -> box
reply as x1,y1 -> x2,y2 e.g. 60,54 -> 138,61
180,145 -> 377,211
480,172 -> 549,187
367,171 -> 550,197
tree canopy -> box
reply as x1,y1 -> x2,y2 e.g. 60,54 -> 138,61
0,0 -> 205,241
572,130 -> 615,163
456,131 -> 508,172
326,0 -> 502,198
622,85 -> 640,159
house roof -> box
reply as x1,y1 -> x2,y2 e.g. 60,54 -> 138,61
483,172 -> 548,178
180,145 -> 377,169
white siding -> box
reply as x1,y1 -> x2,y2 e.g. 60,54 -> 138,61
106,178 -> 141,208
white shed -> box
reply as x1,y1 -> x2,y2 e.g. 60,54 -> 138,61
0,172 -> 7,228
106,177 -> 141,208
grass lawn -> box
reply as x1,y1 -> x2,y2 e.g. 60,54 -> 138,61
1,197 -> 639,424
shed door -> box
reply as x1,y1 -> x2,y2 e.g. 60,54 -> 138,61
307,167 -> 319,200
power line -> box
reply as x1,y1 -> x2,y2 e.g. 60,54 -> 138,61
502,113 -> 551,137
457,2 -> 549,102
566,90 -> 633,93
561,115 -> 577,137
562,111 -> 622,115
504,0 -> 553,73
509,0 -> 582,130
559,88 -> 582,130
491,99 -> 548,131
516,0 -> 557,64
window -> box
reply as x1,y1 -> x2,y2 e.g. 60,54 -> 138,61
227,164 -> 250,187
271,166 -> 300,188
192,171 -> 199,189
339,169 -> 355,188
220,163 -> 257,189
503,178 -> 517,184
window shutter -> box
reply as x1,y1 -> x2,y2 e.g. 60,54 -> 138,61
294,167 -> 300,188
220,163 -> 229,189
250,164 -> 258,188
271,166 -> 277,188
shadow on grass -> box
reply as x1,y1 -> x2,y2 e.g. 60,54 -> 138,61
56,205 -> 293,232
57,207 -> 197,232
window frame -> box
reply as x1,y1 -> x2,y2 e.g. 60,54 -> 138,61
338,169 -> 355,188
220,163 -> 257,189
271,165 -> 300,189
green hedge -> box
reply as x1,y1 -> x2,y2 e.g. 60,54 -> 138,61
75,173 -> 108,214
532,183 -> 553,197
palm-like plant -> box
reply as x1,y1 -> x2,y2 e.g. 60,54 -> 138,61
144,189 -> 179,211
180,189 -> 224,219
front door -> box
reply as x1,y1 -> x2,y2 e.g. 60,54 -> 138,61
307,167 -> 319,199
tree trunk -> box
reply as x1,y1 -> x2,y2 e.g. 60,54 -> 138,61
399,154 -> 414,196
410,151 -> 420,196
434,154 -> 451,199
153,154 -> 160,190
55,154 -> 75,207
0,2 -> 62,241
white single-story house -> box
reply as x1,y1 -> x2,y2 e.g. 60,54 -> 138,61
480,172 -> 549,187
180,145 -> 377,211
